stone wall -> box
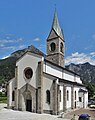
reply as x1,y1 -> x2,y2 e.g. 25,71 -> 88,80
37,61 -> 43,113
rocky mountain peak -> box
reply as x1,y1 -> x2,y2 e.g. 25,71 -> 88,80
11,45 -> 45,58
66,62 -> 95,83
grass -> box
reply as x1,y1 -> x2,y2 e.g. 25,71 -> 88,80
0,92 -> 7,103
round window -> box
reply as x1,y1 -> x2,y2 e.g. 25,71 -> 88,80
24,67 -> 33,79
50,42 -> 56,51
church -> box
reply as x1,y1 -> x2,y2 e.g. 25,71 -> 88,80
7,11 -> 88,115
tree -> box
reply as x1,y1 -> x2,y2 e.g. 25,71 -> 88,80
84,81 -> 95,98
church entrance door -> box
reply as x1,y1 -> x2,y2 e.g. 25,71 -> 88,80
26,99 -> 32,112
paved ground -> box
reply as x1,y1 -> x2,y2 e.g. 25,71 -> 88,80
64,107 -> 95,120
0,104 -> 95,120
0,104 -> 68,120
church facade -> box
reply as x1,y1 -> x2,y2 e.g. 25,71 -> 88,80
7,11 -> 88,115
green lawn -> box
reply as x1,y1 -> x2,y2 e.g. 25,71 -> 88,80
0,92 -> 7,103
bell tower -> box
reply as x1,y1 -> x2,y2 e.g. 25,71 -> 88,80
46,11 -> 65,67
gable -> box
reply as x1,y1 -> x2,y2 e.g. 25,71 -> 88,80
16,52 -> 43,89
16,52 -> 43,66
47,29 -> 58,40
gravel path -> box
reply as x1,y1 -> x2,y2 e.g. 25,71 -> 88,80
0,104 -> 69,120
64,108 -> 95,120
1,104 -> 95,120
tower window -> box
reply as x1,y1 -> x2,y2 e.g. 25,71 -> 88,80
50,42 -> 56,51
46,90 -> 50,104
60,42 -> 63,53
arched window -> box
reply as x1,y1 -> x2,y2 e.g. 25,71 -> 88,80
67,90 -> 69,101
75,91 -> 76,100
46,90 -> 50,104
12,91 -> 15,101
50,42 -> 56,52
60,90 -> 61,102
60,42 -> 63,53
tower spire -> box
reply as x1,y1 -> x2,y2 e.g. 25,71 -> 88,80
46,10 -> 65,67
52,10 -> 64,39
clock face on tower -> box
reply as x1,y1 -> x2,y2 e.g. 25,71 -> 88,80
24,67 -> 33,79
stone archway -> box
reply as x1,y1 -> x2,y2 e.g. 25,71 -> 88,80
19,84 -> 36,112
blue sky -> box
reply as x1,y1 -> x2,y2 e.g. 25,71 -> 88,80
0,0 -> 95,65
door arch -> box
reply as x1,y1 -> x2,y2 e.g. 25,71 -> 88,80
24,91 -> 32,112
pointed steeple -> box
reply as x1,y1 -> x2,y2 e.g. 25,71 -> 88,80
52,10 -> 64,39
46,10 -> 65,67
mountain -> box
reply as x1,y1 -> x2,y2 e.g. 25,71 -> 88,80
66,62 -> 95,83
11,45 -> 45,58
0,45 -> 45,84
0,44 -> 95,85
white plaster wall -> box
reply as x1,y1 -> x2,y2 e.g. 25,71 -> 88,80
43,62 -> 75,82
16,53 -> 42,89
8,80 -> 12,107
43,64 -> 46,72
59,86 -> 63,110
64,71 -> 74,82
44,62 -> 63,79
66,87 -> 71,109
21,94 -> 26,111
79,91 -> 88,108
84,92 -> 88,108
74,87 -> 80,107
43,74 -> 54,111
43,62 -> 82,84
8,78 -> 15,107
75,76 -> 82,84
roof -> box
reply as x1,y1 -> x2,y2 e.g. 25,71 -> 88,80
27,45 -> 45,57
59,79 -> 84,87
16,51 -> 44,64
11,45 -> 45,58
79,88 -> 88,93
15,45 -> 45,64
8,77 -> 15,84
52,10 -> 64,39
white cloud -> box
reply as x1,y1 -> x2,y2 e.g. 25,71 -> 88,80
2,46 -> 16,50
0,39 -> 15,43
33,37 -> 41,42
38,44 -> 46,49
90,52 -> 95,57
2,55 -> 10,59
65,52 -> 95,65
92,33 -> 95,40
0,38 -> 23,43
16,37 -> 23,42
18,45 -> 26,49
0,44 -> 4,47
1,44 -> 26,50
0,35 -> 24,50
